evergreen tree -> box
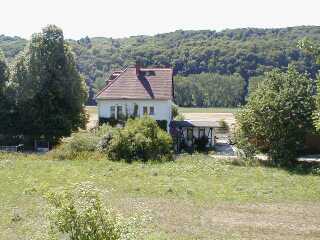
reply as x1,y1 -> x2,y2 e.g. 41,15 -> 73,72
10,25 -> 88,143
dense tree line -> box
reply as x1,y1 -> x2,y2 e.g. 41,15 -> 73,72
0,26 -> 87,145
1,26 -> 320,105
175,73 -> 245,107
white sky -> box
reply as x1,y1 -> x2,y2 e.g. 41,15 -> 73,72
1,0 -> 319,39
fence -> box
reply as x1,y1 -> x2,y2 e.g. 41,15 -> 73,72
0,144 -> 24,152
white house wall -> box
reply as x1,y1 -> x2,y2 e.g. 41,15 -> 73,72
97,99 -> 172,129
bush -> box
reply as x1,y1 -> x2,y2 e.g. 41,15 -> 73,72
235,67 -> 315,165
101,117 -> 173,162
172,104 -> 179,119
218,119 -> 229,132
51,125 -> 115,160
46,182 -> 134,240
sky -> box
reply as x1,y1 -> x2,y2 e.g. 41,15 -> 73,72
1,0 -> 319,39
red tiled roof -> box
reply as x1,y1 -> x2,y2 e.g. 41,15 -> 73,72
95,67 -> 173,100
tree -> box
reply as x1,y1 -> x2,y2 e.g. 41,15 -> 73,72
10,25 -> 88,143
0,49 -> 13,138
235,67 -> 315,164
299,39 -> 320,131
0,49 -> 9,94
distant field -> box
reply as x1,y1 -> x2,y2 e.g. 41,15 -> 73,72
1,153 -> 320,239
179,107 -> 239,113
86,105 -> 98,116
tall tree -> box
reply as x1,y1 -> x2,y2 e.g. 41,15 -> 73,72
0,49 -> 8,94
235,67 -> 315,164
0,49 -> 13,138
299,39 -> 320,131
10,25 -> 88,143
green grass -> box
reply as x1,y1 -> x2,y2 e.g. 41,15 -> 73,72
1,153 -> 320,239
178,107 -> 239,113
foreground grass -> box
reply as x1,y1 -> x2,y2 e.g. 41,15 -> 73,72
1,153 -> 320,239
178,107 -> 238,113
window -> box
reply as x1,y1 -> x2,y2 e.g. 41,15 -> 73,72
110,106 -> 115,118
187,128 -> 193,141
143,106 -> 148,115
133,104 -> 139,117
149,106 -> 155,115
117,106 -> 123,118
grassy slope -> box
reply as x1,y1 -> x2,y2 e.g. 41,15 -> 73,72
1,153 -> 320,239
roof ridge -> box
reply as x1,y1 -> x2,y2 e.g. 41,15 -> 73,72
95,67 -> 128,99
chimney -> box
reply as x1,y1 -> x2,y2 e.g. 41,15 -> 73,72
135,63 -> 141,76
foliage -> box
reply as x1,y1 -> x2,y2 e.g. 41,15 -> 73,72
235,67 -> 315,164
171,104 -> 179,118
248,75 -> 265,96
46,182 -> 133,240
52,125 -> 115,160
174,114 -> 185,121
218,119 -> 229,132
9,25 -> 88,143
101,117 -> 173,162
299,39 -> 320,132
0,49 -> 13,136
1,26 -> 320,105
175,72 -> 245,107
156,120 -> 168,132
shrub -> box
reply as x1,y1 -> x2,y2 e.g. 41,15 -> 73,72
46,182 -> 134,240
101,117 -> 173,162
172,104 -> 179,119
156,120 -> 168,132
51,125 -> 114,160
218,119 -> 229,132
235,67 -> 315,165
51,131 -> 100,160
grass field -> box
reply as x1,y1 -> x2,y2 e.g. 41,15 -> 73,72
178,107 -> 239,113
1,153 -> 320,239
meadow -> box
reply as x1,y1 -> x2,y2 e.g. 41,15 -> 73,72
178,107 -> 239,114
1,152 -> 320,239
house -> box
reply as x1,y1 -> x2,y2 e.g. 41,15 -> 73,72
95,65 -> 173,131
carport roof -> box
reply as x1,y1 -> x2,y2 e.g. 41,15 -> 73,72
171,120 -> 220,128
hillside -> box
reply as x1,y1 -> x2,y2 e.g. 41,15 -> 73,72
1,26 -> 320,105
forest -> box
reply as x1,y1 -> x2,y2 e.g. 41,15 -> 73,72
1,26 -> 320,106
